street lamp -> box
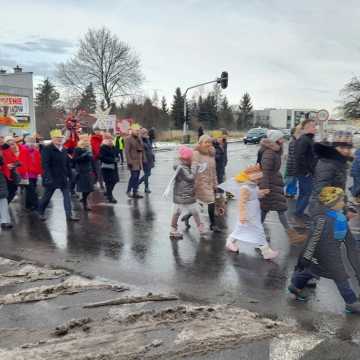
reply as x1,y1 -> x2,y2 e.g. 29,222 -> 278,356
182,71 -> 229,143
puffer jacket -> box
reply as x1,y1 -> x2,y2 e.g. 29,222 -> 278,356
351,148 -> 360,177
192,146 -> 217,204
286,136 -> 297,177
295,133 -> 316,176
173,163 -> 196,205
258,139 -> 287,212
311,143 -> 350,200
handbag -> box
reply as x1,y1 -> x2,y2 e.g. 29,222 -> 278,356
101,162 -> 115,170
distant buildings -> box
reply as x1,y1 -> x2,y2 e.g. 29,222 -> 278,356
0,66 -> 35,135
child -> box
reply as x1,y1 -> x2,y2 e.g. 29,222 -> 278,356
289,187 -> 360,314
220,164 -> 279,260
170,146 -> 205,239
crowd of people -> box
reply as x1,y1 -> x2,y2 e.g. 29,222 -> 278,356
0,124 -> 156,225
2,117 -> 360,314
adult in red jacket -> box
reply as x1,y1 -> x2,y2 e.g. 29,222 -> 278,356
90,128 -> 104,189
2,136 -> 22,203
19,136 -> 43,210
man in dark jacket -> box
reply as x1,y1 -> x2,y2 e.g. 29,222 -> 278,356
38,130 -> 79,221
138,128 -> 155,193
294,119 -> 317,220
309,131 -> 354,217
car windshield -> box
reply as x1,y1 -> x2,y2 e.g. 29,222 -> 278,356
248,129 -> 265,136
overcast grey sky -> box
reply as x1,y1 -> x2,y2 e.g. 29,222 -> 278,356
0,0 -> 359,112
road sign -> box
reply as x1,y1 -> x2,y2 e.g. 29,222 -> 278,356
317,109 -> 329,122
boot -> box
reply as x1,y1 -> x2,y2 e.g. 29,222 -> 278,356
287,228 -> 307,245
288,284 -> 309,301
345,301 -> 360,314
258,244 -> 279,260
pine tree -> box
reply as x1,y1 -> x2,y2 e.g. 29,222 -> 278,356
238,92 -> 253,129
78,82 -> 97,113
161,96 -> 168,114
35,78 -> 60,111
171,87 -> 185,129
219,96 -> 234,129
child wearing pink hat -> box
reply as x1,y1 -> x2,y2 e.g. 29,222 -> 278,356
170,146 -> 205,239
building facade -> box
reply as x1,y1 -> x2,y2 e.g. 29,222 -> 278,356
0,66 -> 35,135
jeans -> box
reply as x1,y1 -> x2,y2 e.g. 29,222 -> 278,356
127,170 -> 140,194
38,186 -> 72,218
25,178 -> 39,210
0,198 -> 10,224
285,176 -> 298,196
295,175 -> 313,216
292,268 -> 357,304
138,167 -> 152,190
350,176 -> 360,197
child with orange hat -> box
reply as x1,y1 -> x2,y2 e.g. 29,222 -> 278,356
219,164 -> 279,260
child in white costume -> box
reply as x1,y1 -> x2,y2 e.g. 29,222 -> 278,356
219,164 -> 279,260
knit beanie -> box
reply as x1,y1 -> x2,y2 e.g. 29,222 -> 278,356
319,187 -> 344,207
267,130 -> 284,143
178,145 -> 193,160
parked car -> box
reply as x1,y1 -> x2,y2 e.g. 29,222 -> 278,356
243,128 -> 267,144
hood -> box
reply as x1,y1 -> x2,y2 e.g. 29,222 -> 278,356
260,138 -> 281,152
194,144 -> 215,157
314,142 -> 352,163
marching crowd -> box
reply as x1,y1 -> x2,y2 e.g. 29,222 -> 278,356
2,116 -> 360,314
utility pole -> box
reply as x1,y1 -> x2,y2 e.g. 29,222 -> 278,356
182,71 -> 228,143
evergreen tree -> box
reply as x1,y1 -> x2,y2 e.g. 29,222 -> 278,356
35,78 -> 60,111
161,96 -> 169,114
171,87 -> 185,129
78,82 -> 97,113
238,92 -> 253,129
218,96 -> 234,130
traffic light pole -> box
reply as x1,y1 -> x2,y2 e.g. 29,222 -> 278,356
183,79 -> 220,138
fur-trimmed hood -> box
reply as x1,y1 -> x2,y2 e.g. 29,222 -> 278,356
194,144 -> 215,157
314,142 -> 353,163
260,138 -> 281,152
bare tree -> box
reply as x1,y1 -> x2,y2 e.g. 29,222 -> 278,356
341,77 -> 360,119
57,27 -> 143,108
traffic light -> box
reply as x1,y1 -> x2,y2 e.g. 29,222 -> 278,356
219,71 -> 228,89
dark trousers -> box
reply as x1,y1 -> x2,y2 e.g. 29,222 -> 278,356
7,180 -> 18,204
138,167 -> 152,190
127,170 -> 140,194
291,268 -> 357,304
104,181 -> 116,200
38,185 -> 72,218
118,150 -> 124,164
25,178 -> 38,210
295,175 -> 313,216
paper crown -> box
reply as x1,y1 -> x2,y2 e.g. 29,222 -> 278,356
130,123 -> 141,130
211,130 -> 223,139
235,164 -> 262,183
50,129 -> 63,138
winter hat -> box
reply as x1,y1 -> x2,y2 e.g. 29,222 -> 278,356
235,164 -> 262,183
50,129 -> 63,138
211,130 -> 223,139
332,131 -> 353,148
319,187 -> 344,207
198,134 -> 212,144
178,145 -> 193,160
267,130 -> 284,143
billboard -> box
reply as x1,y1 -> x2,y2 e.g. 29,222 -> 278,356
0,94 -> 30,129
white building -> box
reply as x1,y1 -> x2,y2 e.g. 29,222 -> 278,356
252,108 -> 316,129
0,66 -> 35,135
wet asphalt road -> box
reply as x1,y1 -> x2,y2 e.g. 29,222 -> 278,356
2,142 -> 360,331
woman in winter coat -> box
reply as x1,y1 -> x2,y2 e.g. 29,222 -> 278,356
189,134 -> 219,231
74,135 -> 96,211
138,128 -> 155,194
258,130 -> 305,244
309,131 -> 353,217
0,155 -> 12,229
99,133 -> 119,204
18,135 -> 42,211
2,136 -> 22,203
